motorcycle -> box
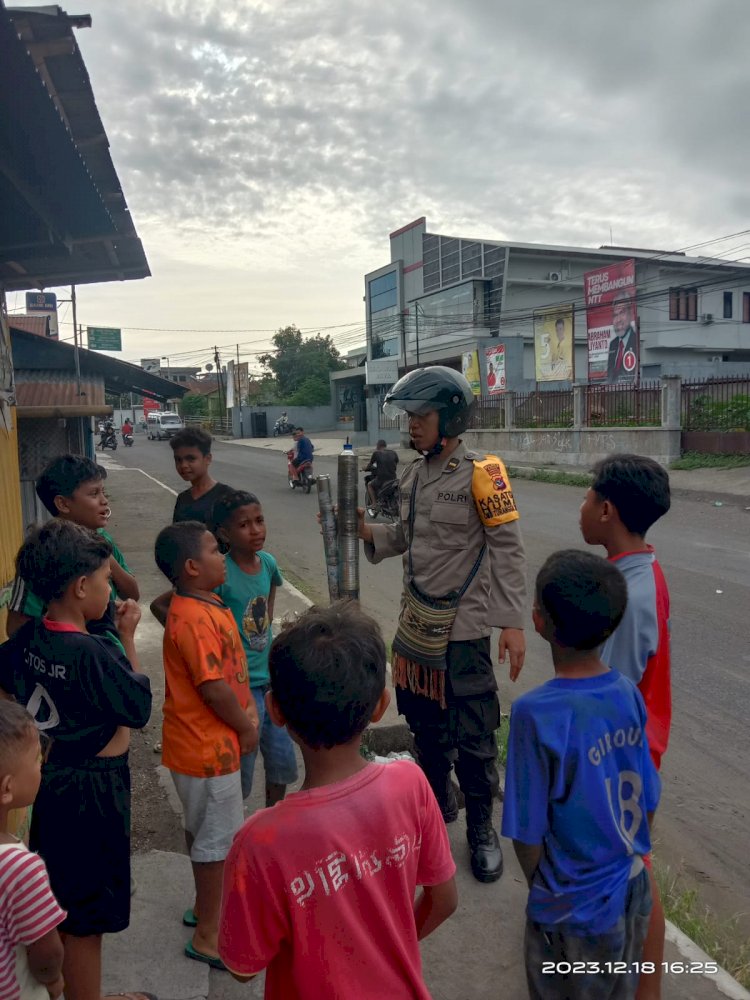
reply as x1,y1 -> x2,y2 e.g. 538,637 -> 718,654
365,477 -> 399,521
122,432 -> 134,447
287,450 -> 314,494
98,426 -> 117,451
274,416 -> 294,437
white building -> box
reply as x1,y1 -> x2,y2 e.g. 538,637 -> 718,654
364,217 -> 750,390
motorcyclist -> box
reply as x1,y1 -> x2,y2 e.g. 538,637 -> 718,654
275,411 -> 290,434
364,439 -> 399,509
290,427 -> 314,474
122,418 -> 133,441
100,419 -> 115,447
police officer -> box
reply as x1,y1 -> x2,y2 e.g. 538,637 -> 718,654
359,366 -> 526,882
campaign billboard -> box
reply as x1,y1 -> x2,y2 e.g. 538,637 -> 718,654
534,305 -> 574,382
461,350 -> 481,395
584,260 -> 638,383
484,344 -> 506,394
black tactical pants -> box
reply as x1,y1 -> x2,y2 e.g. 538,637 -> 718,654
396,637 -> 500,829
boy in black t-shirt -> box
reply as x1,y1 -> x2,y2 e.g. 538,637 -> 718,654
150,428 -> 236,626
171,428 -> 234,524
0,520 -> 152,1000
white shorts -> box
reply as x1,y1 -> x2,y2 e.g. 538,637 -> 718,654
170,770 -> 244,863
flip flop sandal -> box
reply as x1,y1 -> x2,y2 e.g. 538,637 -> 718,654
182,908 -> 198,927
184,941 -> 226,971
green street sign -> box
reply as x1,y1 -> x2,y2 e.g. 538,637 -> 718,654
87,327 -> 122,351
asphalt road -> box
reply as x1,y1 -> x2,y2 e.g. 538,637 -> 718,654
114,433 -> 750,930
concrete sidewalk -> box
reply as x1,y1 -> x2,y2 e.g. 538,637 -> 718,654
97,458 -> 749,1000
225,429 -> 750,502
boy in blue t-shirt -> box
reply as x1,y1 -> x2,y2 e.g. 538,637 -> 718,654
502,549 -> 660,1000
212,491 -> 299,806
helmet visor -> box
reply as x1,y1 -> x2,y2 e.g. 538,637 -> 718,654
382,399 -> 442,420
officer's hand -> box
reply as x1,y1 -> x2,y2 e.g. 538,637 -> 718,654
499,628 -> 525,681
357,507 -> 373,544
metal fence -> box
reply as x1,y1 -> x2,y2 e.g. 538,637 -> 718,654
681,376 -> 750,431
472,394 -> 507,430
514,389 -> 574,428
583,381 -> 662,428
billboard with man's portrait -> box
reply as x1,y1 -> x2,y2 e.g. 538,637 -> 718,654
462,350 -> 481,396
484,344 -> 506,394
533,305 -> 574,382
584,259 -> 638,383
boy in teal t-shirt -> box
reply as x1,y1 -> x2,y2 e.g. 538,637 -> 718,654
213,491 -> 299,805
7,455 -> 139,640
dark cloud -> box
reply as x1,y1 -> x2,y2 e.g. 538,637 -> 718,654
42,0 -> 748,292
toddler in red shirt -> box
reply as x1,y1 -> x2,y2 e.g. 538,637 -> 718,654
219,601 -> 458,998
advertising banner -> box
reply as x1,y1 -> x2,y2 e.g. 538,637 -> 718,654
462,350 -> 481,396
236,361 -> 249,404
584,260 -> 638,383
26,291 -> 58,339
484,344 -> 506,394
534,305 -> 574,382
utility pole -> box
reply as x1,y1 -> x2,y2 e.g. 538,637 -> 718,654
414,302 -> 421,367
70,284 -> 82,401
214,346 -> 225,425
236,343 -> 244,438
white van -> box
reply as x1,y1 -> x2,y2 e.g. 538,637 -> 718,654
146,411 -> 184,440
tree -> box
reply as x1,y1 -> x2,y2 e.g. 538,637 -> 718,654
179,393 -> 209,418
258,325 -> 346,400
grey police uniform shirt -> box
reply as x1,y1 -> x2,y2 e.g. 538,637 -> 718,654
364,441 -> 527,642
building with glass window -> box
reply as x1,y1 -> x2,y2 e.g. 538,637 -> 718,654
363,217 -> 750,407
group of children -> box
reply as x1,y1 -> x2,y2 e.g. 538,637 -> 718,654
0,427 -> 673,1000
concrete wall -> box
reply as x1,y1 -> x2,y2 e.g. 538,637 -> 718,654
461,427 -> 681,469
231,404 -> 334,438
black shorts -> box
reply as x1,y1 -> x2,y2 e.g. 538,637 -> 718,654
30,753 -> 131,937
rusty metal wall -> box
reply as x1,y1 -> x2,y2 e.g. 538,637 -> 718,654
0,299 -> 23,640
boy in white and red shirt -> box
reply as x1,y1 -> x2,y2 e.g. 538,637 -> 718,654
579,453 -> 672,1000
219,601 -> 458,998
0,701 -> 65,1000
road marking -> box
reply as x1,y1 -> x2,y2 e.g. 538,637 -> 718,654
132,468 -> 178,497
665,921 -> 750,998
98,452 -> 179,496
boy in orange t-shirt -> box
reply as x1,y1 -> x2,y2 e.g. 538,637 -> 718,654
154,521 -> 259,972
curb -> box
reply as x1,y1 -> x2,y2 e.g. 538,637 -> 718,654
665,922 -> 750,999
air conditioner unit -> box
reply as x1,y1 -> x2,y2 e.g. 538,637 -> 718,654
700,313 -> 714,325
548,271 -> 562,282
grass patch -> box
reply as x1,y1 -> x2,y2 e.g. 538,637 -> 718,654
671,451 -> 750,471
280,568 -> 321,605
495,714 -> 510,768
654,861 -> 750,987
508,466 -> 592,488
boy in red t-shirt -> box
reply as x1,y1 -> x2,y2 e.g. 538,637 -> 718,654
154,521 -> 259,971
219,601 -> 458,997
579,453 -> 671,1000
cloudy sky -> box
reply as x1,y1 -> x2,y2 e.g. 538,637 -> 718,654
9,0 -> 750,372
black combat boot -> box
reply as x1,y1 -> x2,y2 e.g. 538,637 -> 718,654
431,774 -> 458,824
466,823 -> 503,882
465,795 -> 502,882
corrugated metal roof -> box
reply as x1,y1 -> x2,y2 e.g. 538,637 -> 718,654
9,326 -> 187,401
14,370 -> 105,408
0,3 -> 149,290
5,314 -> 50,337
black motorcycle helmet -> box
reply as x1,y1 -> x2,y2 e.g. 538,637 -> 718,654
382,366 -> 475,438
